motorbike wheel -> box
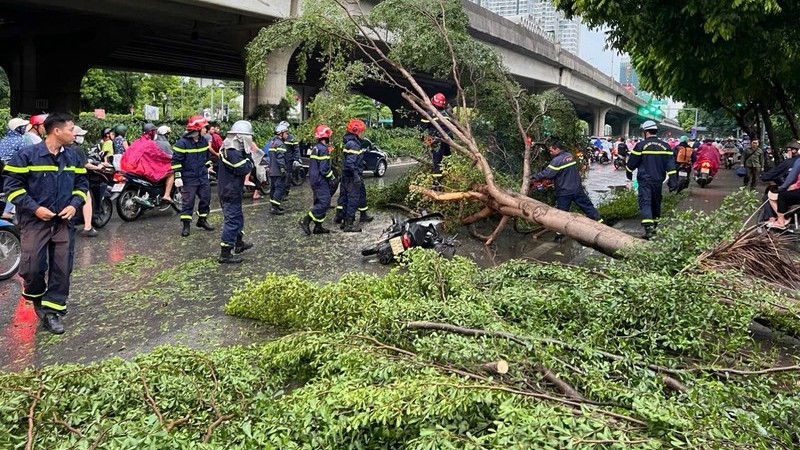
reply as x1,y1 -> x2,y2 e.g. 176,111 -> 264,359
601,155 -> 610,164
170,189 -> 182,213
258,179 -> 270,196
291,167 -> 307,186
117,188 -> 143,222
377,245 -> 395,265
0,227 -> 21,281
613,158 -> 625,170
92,197 -> 113,229
361,243 -> 379,257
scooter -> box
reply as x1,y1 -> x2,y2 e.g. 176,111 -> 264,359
676,162 -> 691,193
694,160 -> 714,188
0,193 -> 20,281
85,148 -> 115,229
361,212 -> 456,264
111,172 -> 182,222
612,154 -> 626,170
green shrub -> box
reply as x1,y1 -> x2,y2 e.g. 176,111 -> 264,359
367,127 -> 422,158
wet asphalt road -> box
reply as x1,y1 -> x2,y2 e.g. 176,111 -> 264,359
0,161 -> 661,372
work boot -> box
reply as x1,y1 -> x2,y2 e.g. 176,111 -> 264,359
219,246 -> 243,264
343,218 -> 362,233
271,204 -> 284,215
181,220 -> 191,237
42,314 -> 65,335
234,236 -> 253,254
196,217 -> 215,231
642,225 -> 656,240
359,212 -> 375,223
333,211 -> 344,224
313,222 -> 331,234
299,214 -> 312,236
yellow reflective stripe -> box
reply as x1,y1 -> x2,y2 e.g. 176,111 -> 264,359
72,190 -> 87,201
358,207 -> 369,211
41,300 -> 66,311
180,214 -> 192,220
23,290 -> 45,298
642,151 -> 674,156
222,157 -> 248,168
68,167 -> 87,173
172,146 -> 209,153
171,164 -> 182,169
310,155 -> 331,160
631,150 -> 642,156
309,211 -> 324,222
7,189 -> 26,201
421,119 -> 430,123
269,148 -> 287,152
325,171 -> 335,178
547,161 -> 577,171
642,219 -> 655,224
24,165 -> 84,172
432,173 -> 443,178
342,149 -> 363,155
4,165 -> 29,173
666,170 -> 677,175
198,213 -> 208,217
285,140 -> 299,145
626,166 -> 633,173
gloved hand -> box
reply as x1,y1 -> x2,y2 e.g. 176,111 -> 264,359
279,167 -> 286,175
329,177 -> 339,189
174,172 -> 183,188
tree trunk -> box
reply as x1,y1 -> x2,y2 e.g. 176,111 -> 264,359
413,186 -> 641,257
758,103 -> 779,158
774,83 -> 800,139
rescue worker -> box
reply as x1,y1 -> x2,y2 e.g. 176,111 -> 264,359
300,124 -> 338,236
340,119 -> 369,232
626,120 -> 678,239
3,113 -> 89,334
419,92 -> 452,182
172,115 -> 215,237
217,120 -> 255,264
268,123 -> 290,215
281,121 -> 301,201
532,139 -> 602,235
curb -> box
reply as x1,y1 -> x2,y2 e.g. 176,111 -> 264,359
388,157 -> 418,166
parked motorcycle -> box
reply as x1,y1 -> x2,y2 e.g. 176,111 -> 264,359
85,147 -> 115,228
723,151 -> 736,169
694,160 -> 714,188
112,172 -> 182,221
591,148 -> 610,164
612,154 -> 626,170
0,195 -> 20,281
291,160 -> 308,186
676,162 -> 691,193
361,212 -> 456,264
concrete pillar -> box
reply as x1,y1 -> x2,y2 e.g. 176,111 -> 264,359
620,116 -> 631,138
296,85 -> 319,122
591,106 -> 611,137
244,45 -> 296,118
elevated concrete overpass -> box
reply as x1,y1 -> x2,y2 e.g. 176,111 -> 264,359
0,0 -> 681,135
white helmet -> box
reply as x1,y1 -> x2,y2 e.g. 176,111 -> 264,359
640,120 -> 658,131
8,118 -> 29,132
275,123 -> 289,134
229,120 -> 254,136
157,125 -> 171,135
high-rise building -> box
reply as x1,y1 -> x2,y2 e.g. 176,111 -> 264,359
470,0 -> 581,54
619,57 -> 640,91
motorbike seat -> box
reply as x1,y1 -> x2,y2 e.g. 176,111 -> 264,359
120,172 -> 156,187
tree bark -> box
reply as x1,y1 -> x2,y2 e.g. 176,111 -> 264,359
412,185 -> 640,257
758,103 -> 779,156
774,82 -> 800,139
481,360 -> 509,375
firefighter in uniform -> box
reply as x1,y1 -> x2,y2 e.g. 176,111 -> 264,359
281,121 -> 300,201
419,92 -> 452,182
340,119 -> 370,232
268,123 -> 290,215
626,120 -> 678,239
217,120 -> 255,264
300,125 -> 339,235
173,115 -> 215,237
3,113 -> 89,334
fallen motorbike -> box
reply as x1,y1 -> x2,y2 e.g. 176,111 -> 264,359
112,172 -> 182,221
694,160 -> 714,188
361,212 -> 456,264
676,162 -> 691,192
0,193 -> 20,281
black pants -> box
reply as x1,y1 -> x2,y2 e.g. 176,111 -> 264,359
555,190 -> 601,221
269,175 -> 287,207
220,197 -> 244,247
20,219 -> 72,317
638,182 -> 663,228
777,190 -> 800,215
180,182 -> 211,221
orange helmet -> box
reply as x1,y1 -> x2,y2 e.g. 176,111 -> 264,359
186,115 -> 208,131
314,124 -> 333,140
431,93 -> 446,108
347,119 -> 367,134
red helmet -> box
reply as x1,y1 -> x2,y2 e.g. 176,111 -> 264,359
186,115 -> 208,131
29,114 -> 48,126
314,124 -> 333,140
347,119 -> 367,134
431,93 -> 446,108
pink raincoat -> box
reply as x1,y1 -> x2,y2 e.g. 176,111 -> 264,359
693,143 -> 720,177
120,135 -> 173,182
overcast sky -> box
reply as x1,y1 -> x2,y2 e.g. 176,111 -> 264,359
579,25 -> 622,80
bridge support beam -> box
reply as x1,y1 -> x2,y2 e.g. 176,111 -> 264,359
591,106 -> 611,137
244,46 -> 296,118
610,116 -> 632,138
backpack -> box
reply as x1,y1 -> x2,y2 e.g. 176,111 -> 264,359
676,146 -> 693,164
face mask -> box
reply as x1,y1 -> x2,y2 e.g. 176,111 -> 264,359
75,136 -> 85,145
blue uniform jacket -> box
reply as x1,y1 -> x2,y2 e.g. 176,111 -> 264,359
419,109 -> 453,155
285,133 -> 301,164
532,150 -> 582,196
172,135 -> 210,185
3,142 -> 89,225
309,141 -> 334,184
626,136 -> 677,187
341,133 -> 364,178
218,146 -> 254,201
268,136 -> 287,175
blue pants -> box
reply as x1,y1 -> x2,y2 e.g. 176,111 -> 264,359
309,180 -> 331,222
336,177 -> 367,218
342,176 -> 363,219
637,182 -> 663,227
220,197 -> 244,247
269,175 -> 286,207
555,190 -> 601,221
180,182 -> 211,221
19,220 -> 71,317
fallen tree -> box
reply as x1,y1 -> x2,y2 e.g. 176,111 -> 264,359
246,0 -> 640,256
